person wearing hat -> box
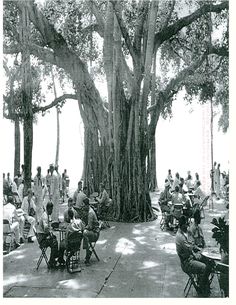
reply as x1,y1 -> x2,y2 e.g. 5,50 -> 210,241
159,180 -> 172,228
82,197 -> 100,266
176,215 -> 213,297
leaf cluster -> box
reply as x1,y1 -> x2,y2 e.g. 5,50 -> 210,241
211,216 -> 229,254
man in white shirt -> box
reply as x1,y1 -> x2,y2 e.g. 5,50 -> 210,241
3,196 -> 21,248
34,166 -> 45,222
20,188 -> 36,243
49,164 -> 60,222
194,181 -> 207,205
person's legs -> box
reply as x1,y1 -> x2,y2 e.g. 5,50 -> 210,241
19,216 -> 25,242
11,222 -> 20,244
187,259 -> 210,296
83,230 -> 99,263
58,239 -> 66,264
26,216 -> 36,238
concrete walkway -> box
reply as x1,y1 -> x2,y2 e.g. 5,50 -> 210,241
3,192 -> 228,298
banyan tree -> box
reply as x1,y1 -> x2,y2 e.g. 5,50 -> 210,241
4,0 -> 228,221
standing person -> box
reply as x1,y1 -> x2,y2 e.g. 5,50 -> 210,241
37,201 -> 59,269
73,181 -> 83,204
3,196 -> 21,248
49,164 -> 60,223
7,172 -> 12,189
21,164 -> 25,180
176,215 -> 213,297
46,169 -> 51,191
172,173 -> 180,191
20,188 -> 36,243
194,173 -> 200,190
82,198 -> 100,266
185,172 -> 194,191
167,169 -> 173,186
18,179 -> 24,203
55,165 -> 62,202
34,166 -> 45,223
214,163 -> 221,199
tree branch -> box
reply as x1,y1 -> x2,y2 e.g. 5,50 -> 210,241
110,0 -> 137,63
32,94 -> 77,113
154,1 -> 229,51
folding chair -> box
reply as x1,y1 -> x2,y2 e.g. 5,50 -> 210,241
199,196 -> 209,219
89,240 -> 100,262
33,228 -> 49,270
3,219 -> 15,254
184,273 -> 199,297
215,261 -> 229,297
65,231 -> 83,273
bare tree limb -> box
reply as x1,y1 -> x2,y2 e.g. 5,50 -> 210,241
32,93 -> 77,113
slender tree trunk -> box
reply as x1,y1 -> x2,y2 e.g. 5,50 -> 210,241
52,70 -> 60,167
14,118 -> 21,177
20,6 -> 33,194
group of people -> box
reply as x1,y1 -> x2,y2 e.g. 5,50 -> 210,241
210,162 -> 229,200
159,170 -> 207,229
3,164 -> 70,223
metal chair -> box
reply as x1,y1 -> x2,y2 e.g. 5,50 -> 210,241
88,240 -> 100,262
198,196 -> 209,219
3,219 -> 15,254
65,231 -> 83,273
33,228 -> 49,270
184,273 -> 199,297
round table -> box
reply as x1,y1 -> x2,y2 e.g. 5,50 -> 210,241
201,247 -> 221,261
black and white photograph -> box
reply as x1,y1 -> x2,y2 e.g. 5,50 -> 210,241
2,0 -> 231,299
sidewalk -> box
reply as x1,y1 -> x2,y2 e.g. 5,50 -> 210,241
3,192 -> 228,298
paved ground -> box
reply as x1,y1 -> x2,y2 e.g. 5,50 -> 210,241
3,192 -> 228,298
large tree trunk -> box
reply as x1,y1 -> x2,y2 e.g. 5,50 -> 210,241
20,6 -> 33,194
14,118 -> 21,177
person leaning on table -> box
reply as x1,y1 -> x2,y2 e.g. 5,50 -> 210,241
176,215 -> 214,297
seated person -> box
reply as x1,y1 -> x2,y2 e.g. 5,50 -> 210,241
159,180 -> 172,226
20,188 -> 36,243
82,198 -> 100,266
96,183 -> 110,219
58,209 -> 84,267
63,197 -> 78,224
176,215 -> 213,297
3,196 -> 21,248
188,209 -> 205,248
37,201 -> 59,269
194,181 -> 207,205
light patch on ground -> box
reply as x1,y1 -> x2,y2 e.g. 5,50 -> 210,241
115,238 -> 135,255
57,279 -> 87,289
159,242 -> 177,255
4,274 -> 36,286
133,236 -> 147,245
142,261 -> 160,269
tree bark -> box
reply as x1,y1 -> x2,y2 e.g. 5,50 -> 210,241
20,6 -> 33,194
14,118 -> 21,177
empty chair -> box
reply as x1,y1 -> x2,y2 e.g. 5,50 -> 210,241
65,231 -> 83,273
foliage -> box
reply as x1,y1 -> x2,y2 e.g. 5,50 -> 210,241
211,216 -> 229,254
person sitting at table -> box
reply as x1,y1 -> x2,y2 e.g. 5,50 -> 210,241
188,209 -> 205,248
82,198 -> 100,266
37,201 -> 59,269
63,197 -> 78,224
58,209 -> 84,267
176,215 -> 213,297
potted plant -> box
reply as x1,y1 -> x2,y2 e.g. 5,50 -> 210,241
211,217 -> 229,257
211,216 -> 229,297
